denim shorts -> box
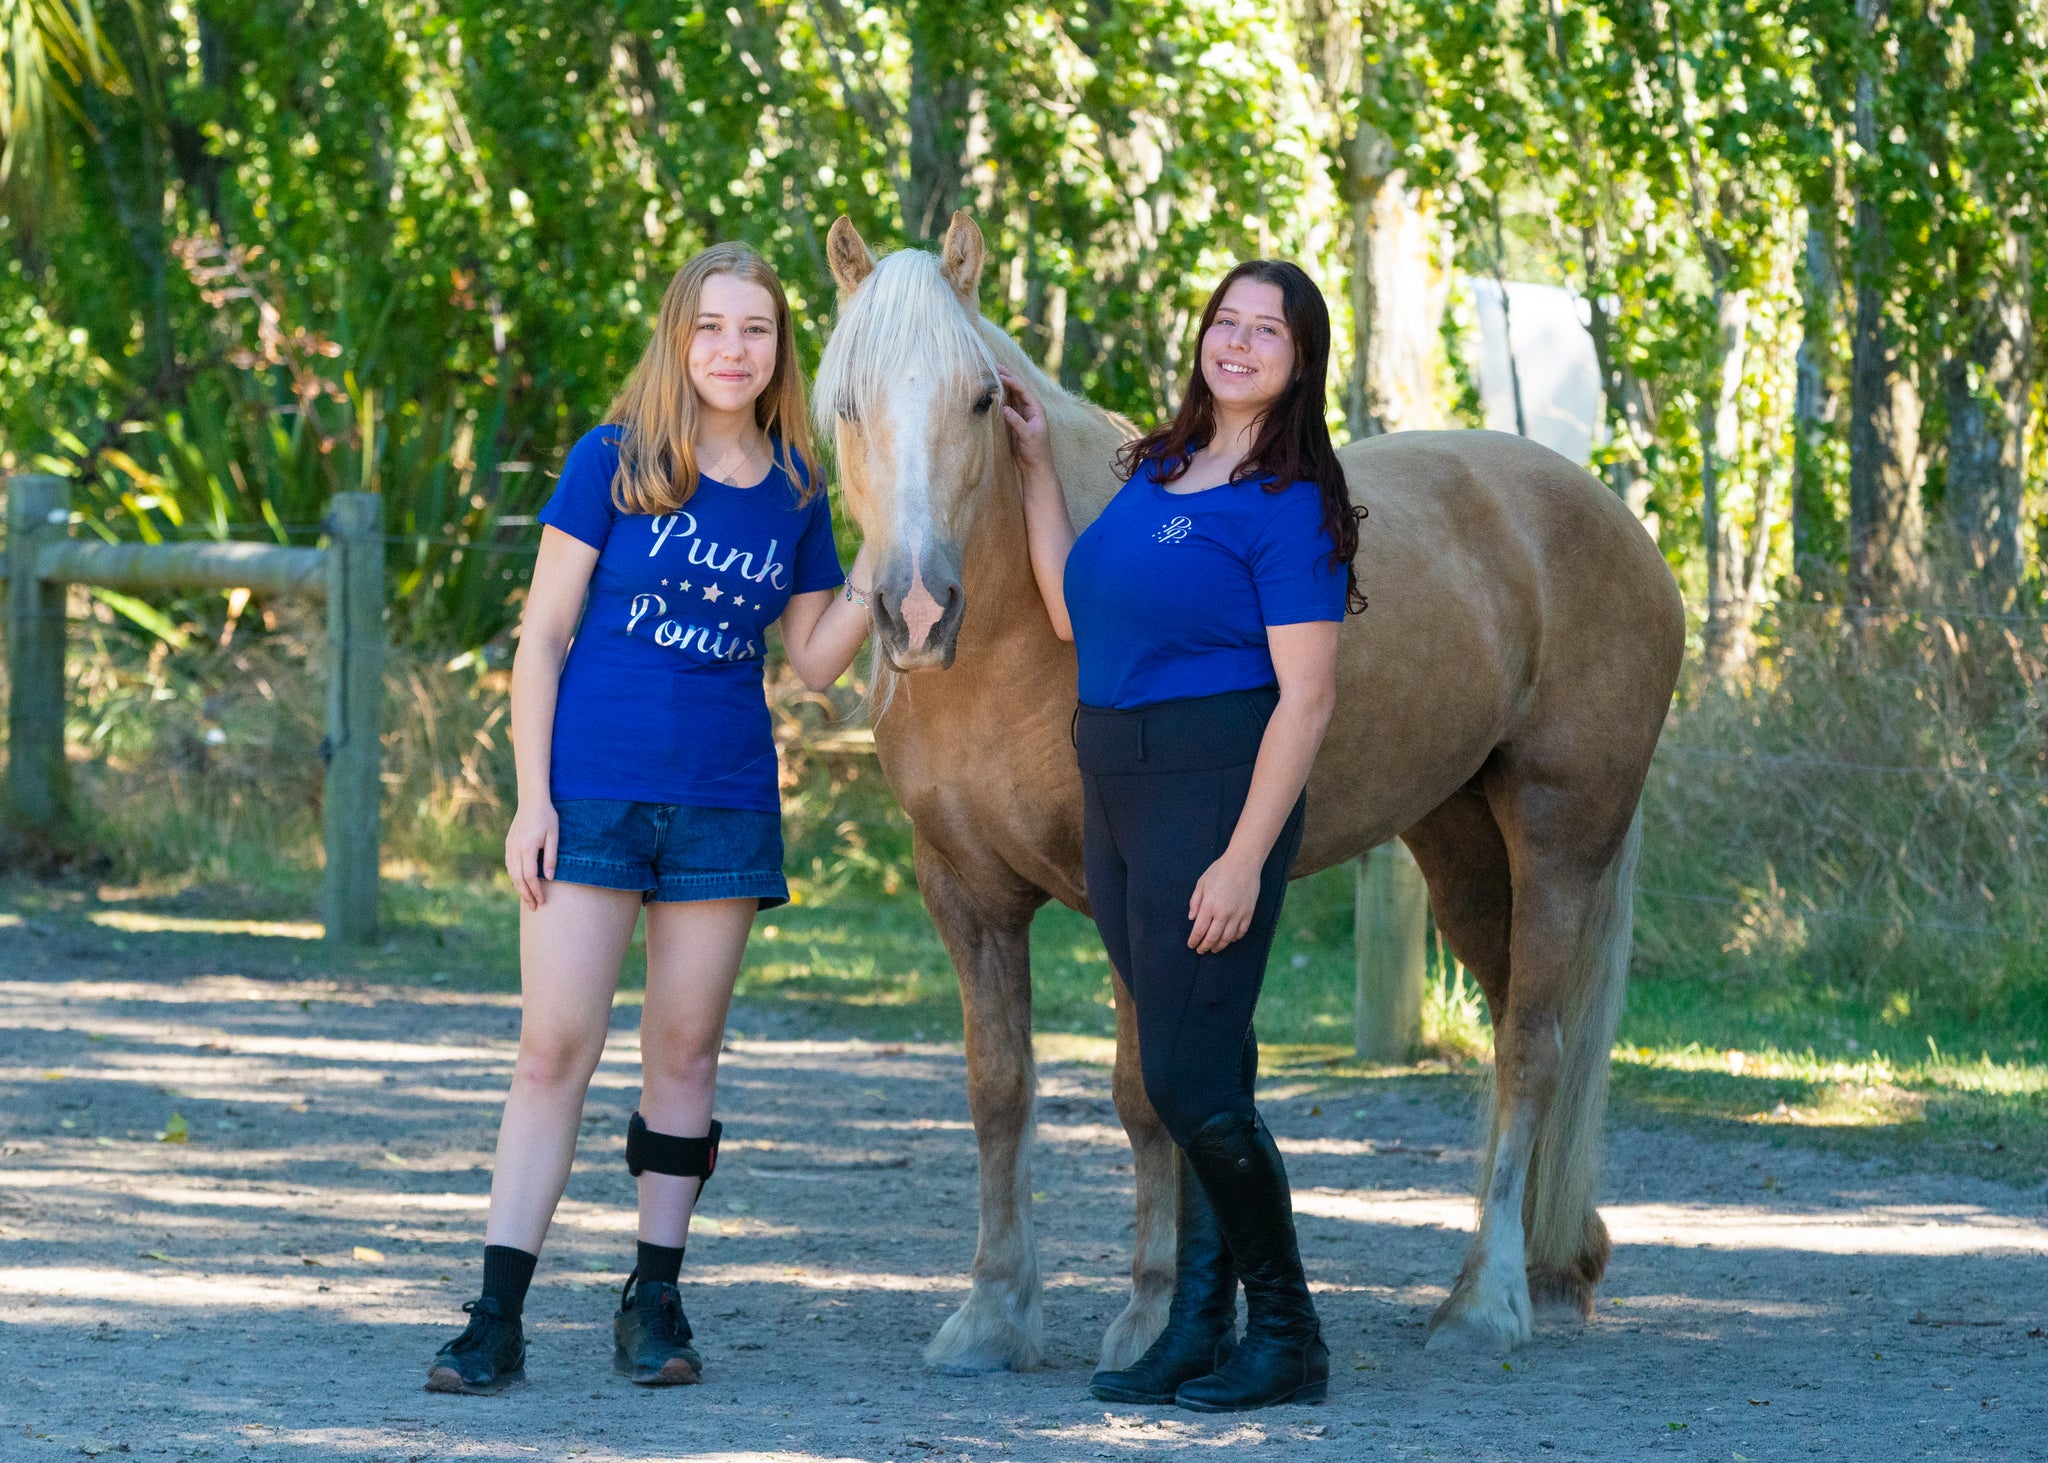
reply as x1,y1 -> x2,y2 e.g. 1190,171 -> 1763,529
551,799 -> 789,908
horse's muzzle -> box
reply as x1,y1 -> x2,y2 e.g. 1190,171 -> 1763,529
874,566 -> 964,672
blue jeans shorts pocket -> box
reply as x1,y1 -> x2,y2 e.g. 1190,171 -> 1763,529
550,799 -> 789,909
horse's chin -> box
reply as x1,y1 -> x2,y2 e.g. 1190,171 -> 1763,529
880,639 -> 958,673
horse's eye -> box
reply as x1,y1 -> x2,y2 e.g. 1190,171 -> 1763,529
972,389 -> 995,416
837,400 -> 860,426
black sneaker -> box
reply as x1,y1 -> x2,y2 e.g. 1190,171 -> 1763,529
614,1270 -> 702,1386
426,1297 -> 526,1395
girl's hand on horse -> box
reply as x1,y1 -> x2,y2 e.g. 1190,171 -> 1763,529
506,800 -> 559,912
1188,851 -> 1260,953
997,370 -> 1055,482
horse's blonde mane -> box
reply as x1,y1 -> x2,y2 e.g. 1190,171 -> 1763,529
813,250 -> 1002,436
813,244 -> 1135,533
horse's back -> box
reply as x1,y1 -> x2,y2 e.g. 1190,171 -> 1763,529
1296,430 -> 1681,872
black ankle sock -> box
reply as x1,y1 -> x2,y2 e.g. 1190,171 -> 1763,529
480,1244 -> 538,1318
635,1240 -> 685,1286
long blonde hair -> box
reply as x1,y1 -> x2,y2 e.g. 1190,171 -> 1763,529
606,242 -> 818,514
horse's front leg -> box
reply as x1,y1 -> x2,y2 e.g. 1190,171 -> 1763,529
1097,965 -> 1176,1371
917,844 -> 1045,1374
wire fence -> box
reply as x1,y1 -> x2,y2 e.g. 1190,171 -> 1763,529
6,513 -> 2040,944
1744,598 -> 2048,629
1655,743 -> 2048,789
1630,886 -> 2030,941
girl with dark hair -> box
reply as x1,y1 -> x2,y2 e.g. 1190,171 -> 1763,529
1000,259 -> 1362,1412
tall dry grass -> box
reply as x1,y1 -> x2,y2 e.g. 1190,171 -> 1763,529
9,586 -> 2045,1039
1636,597 -> 2048,1025
8,601 -> 902,897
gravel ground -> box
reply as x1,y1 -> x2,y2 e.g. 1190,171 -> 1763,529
3,929 -> 2045,1462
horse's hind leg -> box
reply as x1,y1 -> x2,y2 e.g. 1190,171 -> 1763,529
916,844 -> 1045,1374
1400,787 -> 1527,1352
1402,783 -> 1514,1018
1421,778 -> 1639,1353
1096,965 -> 1176,1371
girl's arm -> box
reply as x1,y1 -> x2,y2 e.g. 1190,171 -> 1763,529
506,526 -> 601,912
1185,621 -> 1340,953
779,539 -> 878,692
998,369 -> 1077,642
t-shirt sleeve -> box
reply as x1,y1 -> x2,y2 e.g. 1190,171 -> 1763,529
790,488 -> 846,594
1249,484 -> 1348,626
537,429 -> 621,551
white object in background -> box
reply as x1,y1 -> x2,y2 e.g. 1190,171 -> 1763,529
1466,278 -> 1602,467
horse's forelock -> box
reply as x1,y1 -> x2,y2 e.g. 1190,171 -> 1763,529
814,249 -> 1000,437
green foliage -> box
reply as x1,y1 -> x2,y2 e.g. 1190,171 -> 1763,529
1368,0 -> 2048,594
2,0 -> 1344,650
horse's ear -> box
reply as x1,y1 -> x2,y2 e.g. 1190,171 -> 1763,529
939,211 -> 985,310
828,216 -> 876,296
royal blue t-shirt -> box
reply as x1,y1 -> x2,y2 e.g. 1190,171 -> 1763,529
1064,463 -> 1346,710
538,426 -> 844,811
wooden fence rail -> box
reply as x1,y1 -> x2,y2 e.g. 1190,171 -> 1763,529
1,469 -> 1437,1008
2,474 -> 384,943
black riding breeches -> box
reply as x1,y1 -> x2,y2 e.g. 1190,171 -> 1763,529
1076,687 -> 1307,1148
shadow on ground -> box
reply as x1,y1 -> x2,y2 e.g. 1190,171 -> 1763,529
2,909 -> 2047,1461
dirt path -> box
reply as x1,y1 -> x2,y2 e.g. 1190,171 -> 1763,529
3,937 -> 2045,1462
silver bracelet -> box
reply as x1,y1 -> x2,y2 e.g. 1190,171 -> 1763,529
843,580 -> 871,608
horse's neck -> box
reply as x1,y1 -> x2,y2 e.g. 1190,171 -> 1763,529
973,317 -> 1133,532
953,444 -> 1063,658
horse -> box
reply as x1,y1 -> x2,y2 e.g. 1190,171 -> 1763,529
813,210 -> 1684,1373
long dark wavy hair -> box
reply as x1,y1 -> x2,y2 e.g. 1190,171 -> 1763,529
1117,259 -> 1366,613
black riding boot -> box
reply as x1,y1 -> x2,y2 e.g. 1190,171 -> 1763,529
1090,1149 -> 1238,1403
1175,1109 -> 1328,1412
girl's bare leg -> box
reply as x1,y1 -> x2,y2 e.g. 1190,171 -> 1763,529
483,882 -> 643,1253
634,896 -> 756,1245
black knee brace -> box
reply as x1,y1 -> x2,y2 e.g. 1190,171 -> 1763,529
625,1112 -> 722,1182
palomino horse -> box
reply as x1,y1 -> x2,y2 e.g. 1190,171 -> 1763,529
815,212 -> 1683,1373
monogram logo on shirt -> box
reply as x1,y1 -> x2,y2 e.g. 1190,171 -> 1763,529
1154,515 -> 1193,544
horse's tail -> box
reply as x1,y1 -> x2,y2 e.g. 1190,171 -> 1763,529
1523,801 -> 1639,1312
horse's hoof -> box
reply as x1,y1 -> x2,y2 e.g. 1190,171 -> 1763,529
926,1355 -> 1018,1377
1423,1311 -> 1520,1355
924,1302 -> 1043,1375
1424,1287 -> 1531,1355
1528,1269 -> 1595,1330
1096,1299 -> 1171,1374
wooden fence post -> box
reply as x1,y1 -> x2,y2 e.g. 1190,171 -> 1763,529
6,475 -> 72,830
321,493 -> 383,943
1355,840 -> 1429,1061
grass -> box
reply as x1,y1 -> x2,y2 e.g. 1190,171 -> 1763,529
5,604 -> 2046,1190
4,844 -> 2043,1189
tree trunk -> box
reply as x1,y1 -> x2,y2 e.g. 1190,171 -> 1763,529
1846,0 -> 1925,603
1340,0 -> 1445,440
1345,112 -> 1392,440
903,7 -> 974,242
1578,228 -> 1656,518
1700,286 -> 1756,676
1791,214 -> 1838,580
1944,221 -> 2032,608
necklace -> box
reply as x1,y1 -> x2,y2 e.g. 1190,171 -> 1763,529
701,436 -> 768,486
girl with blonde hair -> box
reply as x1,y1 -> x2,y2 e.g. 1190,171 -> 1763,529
427,242 -> 876,1394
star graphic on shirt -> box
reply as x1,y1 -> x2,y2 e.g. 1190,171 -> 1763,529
730,594 -> 746,608
678,580 -> 692,594
703,583 -> 724,602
